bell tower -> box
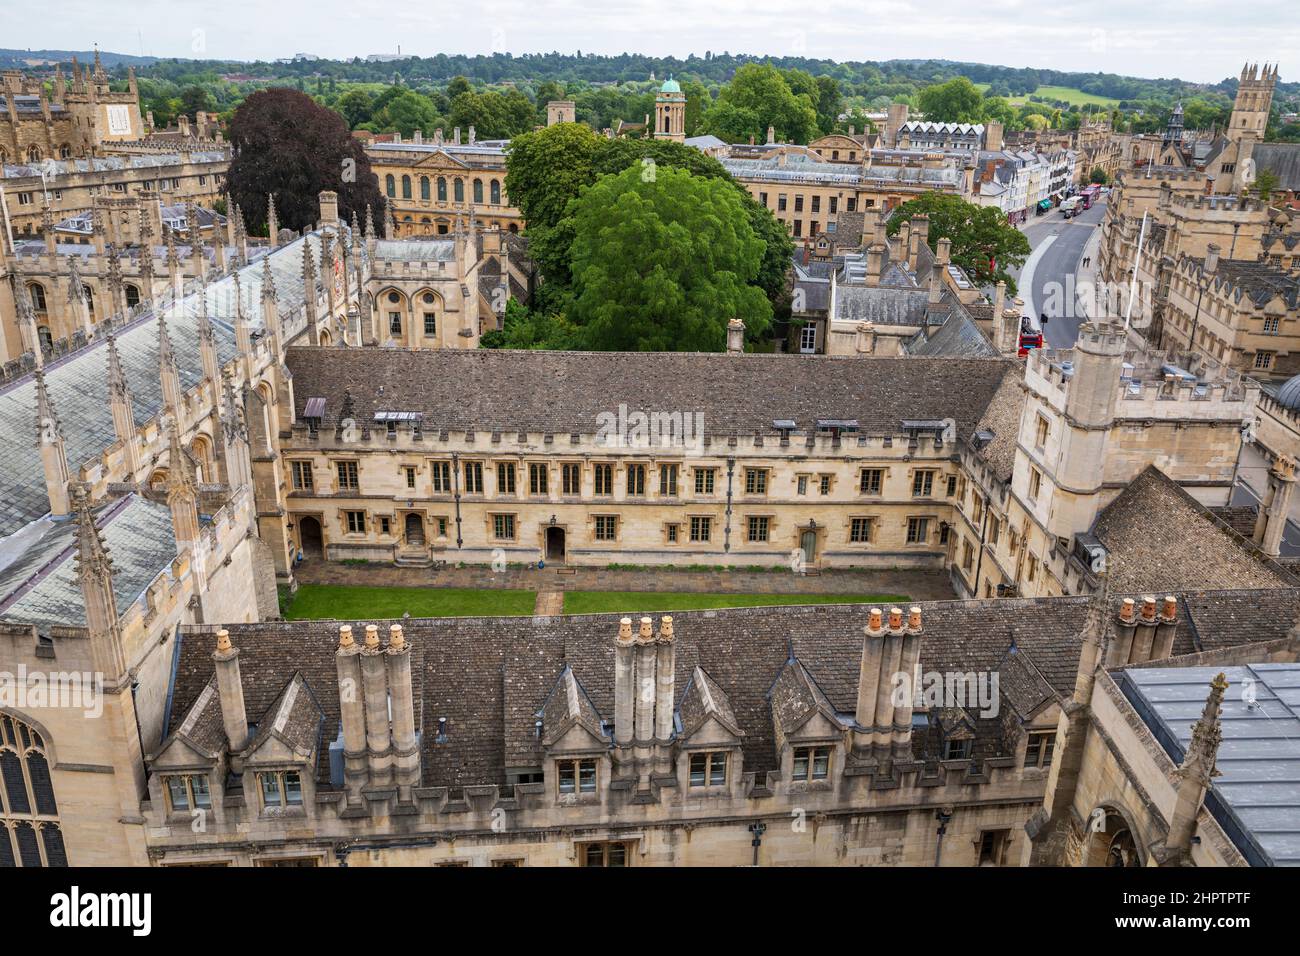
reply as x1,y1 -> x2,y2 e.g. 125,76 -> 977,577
1228,63 -> 1277,144
654,77 -> 686,143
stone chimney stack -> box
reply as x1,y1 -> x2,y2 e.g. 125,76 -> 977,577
213,629 -> 249,768
453,126 -> 461,145
853,606 -> 923,760
1161,673 -> 1228,864
387,624 -> 420,796
1205,242 -> 1220,276
1107,595 -> 1179,666
318,190 -> 339,229
633,616 -> 656,743
613,617 -> 635,746
1253,453 -> 1297,556
334,625 -> 367,803
360,624 -> 394,786
653,616 -> 676,773
726,317 -> 745,353
766,125 -> 775,145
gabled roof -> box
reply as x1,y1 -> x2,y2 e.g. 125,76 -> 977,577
246,672 -> 325,759
1090,466 -> 1298,594
679,665 -> 743,738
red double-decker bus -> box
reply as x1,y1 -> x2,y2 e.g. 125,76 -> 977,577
1018,314 -> 1043,356
1079,184 -> 1101,209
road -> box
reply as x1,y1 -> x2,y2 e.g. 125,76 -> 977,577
1008,200 -> 1107,349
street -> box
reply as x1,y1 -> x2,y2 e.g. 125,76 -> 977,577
1009,199 -> 1107,349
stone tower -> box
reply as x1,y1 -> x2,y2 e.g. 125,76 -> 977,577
1228,63 -> 1277,144
654,77 -> 686,143
546,100 -> 575,126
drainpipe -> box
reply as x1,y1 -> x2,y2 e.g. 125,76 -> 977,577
748,821 -> 766,866
971,500 -> 990,598
934,807 -> 953,866
724,457 -> 735,553
451,451 -> 463,548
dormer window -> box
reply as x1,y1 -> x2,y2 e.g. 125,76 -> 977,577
944,739 -> 972,761
259,770 -> 303,808
164,774 -> 211,813
557,758 -> 597,796
791,746 -> 831,782
688,752 -> 728,787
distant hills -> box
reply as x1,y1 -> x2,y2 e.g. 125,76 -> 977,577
0,48 -> 158,69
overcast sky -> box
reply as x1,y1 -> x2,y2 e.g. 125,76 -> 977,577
6,0 -> 1297,84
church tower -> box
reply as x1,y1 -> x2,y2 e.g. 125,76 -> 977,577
654,77 -> 686,143
1228,63 -> 1277,144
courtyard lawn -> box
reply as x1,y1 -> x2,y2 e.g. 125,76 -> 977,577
283,584 -> 536,620
562,591 -> 909,615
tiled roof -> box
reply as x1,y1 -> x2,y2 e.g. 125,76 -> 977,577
285,347 -> 1016,442
166,589 -> 1300,789
1091,466 -> 1298,594
905,311 -> 999,358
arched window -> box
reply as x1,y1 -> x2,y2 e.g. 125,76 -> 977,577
58,144 -> 71,159
420,176 -> 430,201
385,174 -> 396,198
0,715 -> 66,867
490,180 -> 501,205
473,179 -> 484,204
26,283 -> 46,313
454,178 -> 464,203
37,326 -> 53,351
401,175 -> 412,199
26,146 -> 41,162
437,177 -> 447,202
124,284 -> 140,309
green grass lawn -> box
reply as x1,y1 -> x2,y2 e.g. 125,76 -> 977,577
283,584 -> 536,620
561,591 -> 909,615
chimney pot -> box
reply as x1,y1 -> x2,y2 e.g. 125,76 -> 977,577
888,607 -> 903,630
1141,597 -> 1157,622
1161,596 -> 1177,621
1119,598 -> 1136,623
365,623 -> 381,648
618,617 -> 633,641
908,606 -> 922,631
215,628 -> 231,652
339,624 -> 354,647
389,623 -> 406,650
639,616 -> 654,639
868,607 -> 883,632
659,615 -> 674,640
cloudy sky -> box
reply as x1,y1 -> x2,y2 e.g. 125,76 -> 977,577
6,0 -> 1297,84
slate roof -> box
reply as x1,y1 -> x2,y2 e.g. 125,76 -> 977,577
1091,466 -> 1298,595
834,286 -> 930,325
165,589 -> 1300,790
0,151 -> 228,180
1189,257 -> 1300,310
0,229 -> 344,539
286,347 -> 1016,443
0,493 -> 175,631
372,239 -> 456,262
905,311 -> 999,358
1253,143 -> 1300,192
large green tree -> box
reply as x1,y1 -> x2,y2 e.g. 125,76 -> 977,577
886,193 -> 1031,295
916,77 -> 988,123
703,63 -> 819,144
566,165 -> 772,351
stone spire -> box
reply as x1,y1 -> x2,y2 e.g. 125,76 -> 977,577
1160,673 -> 1228,864
66,255 -> 92,338
71,485 -> 127,682
266,193 -> 279,248
195,277 -> 220,391
302,239 -> 320,345
364,203 -> 375,240
187,201 -> 205,276
164,225 -> 182,290
158,312 -> 183,415
232,271 -> 252,361
34,368 -> 70,516
165,417 -> 201,550
137,219 -> 155,304
233,204 -> 248,266
106,242 -> 126,319
104,332 -> 140,476
320,231 -> 337,317
15,280 -> 43,367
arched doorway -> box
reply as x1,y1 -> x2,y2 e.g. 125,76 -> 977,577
404,513 -> 425,546
800,529 -> 818,567
298,516 -> 323,558
545,525 -> 566,562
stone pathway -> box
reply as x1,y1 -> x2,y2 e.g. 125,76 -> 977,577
293,559 -> 954,601
533,590 -> 564,616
